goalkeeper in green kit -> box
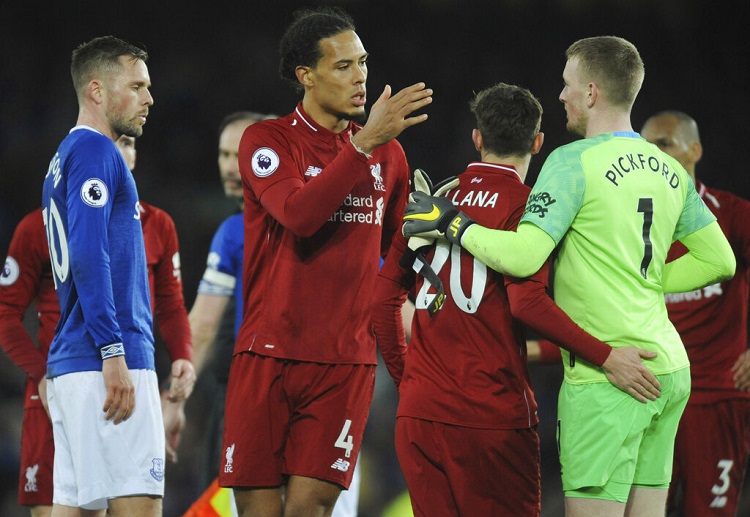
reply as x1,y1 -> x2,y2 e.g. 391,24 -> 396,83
403,36 -> 736,517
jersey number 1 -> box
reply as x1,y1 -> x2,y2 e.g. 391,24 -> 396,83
637,198 -> 654,279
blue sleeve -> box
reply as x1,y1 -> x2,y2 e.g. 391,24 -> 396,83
197,214 -> 242,297
65,138 -> 127,347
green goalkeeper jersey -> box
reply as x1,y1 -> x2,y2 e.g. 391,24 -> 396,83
520,131 -> 715,384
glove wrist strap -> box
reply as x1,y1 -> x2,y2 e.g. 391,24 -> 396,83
445,212 -> 475,246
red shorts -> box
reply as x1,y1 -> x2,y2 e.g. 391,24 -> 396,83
668,398 -> 750,517
219,352 -> 375,490
395,416 -> 541,517
18,378 -> 54,506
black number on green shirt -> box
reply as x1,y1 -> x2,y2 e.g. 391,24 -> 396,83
637,197 -> 654,279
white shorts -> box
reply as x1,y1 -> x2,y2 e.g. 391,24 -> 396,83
47,369 -> 165,509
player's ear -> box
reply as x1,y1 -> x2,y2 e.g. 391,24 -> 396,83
87,79 -> 104,105
296,66 -> 314,88
472,129 -> 482,152
531,132 -> 544,155
689,141 -> 703,165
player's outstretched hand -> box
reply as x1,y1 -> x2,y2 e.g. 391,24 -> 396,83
731,349 -> 750,392
602,347 -> 661,403
350,82 -> 432,155
167,359 -> 196,402
102,356 -> 135,424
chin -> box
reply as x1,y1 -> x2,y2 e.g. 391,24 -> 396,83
338,108 -> 367,125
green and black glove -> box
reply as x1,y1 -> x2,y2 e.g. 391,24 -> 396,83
403,191 -> 476,246
400,169 -> 458,316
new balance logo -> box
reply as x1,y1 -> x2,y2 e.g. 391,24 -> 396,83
331,458 -> 350,472
470,177 -> 483,183
305,166 -> 322,177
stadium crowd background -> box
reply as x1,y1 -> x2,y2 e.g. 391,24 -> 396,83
1,1 -> 748,515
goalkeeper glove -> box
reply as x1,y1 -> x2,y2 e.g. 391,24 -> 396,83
403,192 -> 476,246
402,169 -> 459,316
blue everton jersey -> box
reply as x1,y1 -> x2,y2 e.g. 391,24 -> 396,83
197,212 -> 244,337
41,126 -> 155,377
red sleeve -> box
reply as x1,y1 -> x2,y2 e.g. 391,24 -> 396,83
380,141 -> 410,258
506,266 -> 612,367
151,211 -> 192,362
537,339 -> 562,364
372,232 -> 413,387
0,211 -> 49,382
242,129 -> 371,237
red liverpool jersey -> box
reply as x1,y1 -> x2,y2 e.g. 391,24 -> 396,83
665,181 -> 750,402
139,201 -> 191,362
386,163 -> 540,429
0,203 -> 191,386
0,208 -> 57,383
236,103 -> 409,364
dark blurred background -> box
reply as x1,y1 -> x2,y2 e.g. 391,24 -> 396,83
1,1 -> 748,516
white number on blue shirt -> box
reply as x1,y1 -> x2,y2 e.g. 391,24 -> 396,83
42,200 -> 69,289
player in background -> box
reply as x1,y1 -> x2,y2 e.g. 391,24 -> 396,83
219,6 -> 430,516
375,82 -> 661,516
641,110 -> 750,517
0,133 -> 194,517
402,36 -> 735,516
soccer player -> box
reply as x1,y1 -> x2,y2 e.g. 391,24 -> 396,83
402,36 -> 736,516
39,35 -> 165,516
641,110 -> 750,517
189,110 -> 363,517
1,134 -> 195,516
374,82 -> 662,516
218,6 -> 431,515
189,111 -> 273,488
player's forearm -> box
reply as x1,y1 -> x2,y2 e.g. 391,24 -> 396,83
462,222 -> 555,278
508,280 -> 611,367
372,275 -> 409,388
188,294 -> 229,376
663,221 -> 736,293
0,309 -> 47,381
157,306 -> 192,362
260,144 -> 371,237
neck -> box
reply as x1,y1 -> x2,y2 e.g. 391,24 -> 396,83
77,108 -> 117,141
482,151 -> 530,182
301,97 -> 350,133
585,110 -> 633,138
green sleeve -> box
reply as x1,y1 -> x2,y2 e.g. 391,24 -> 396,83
662,221 -> 736,293
461,221 -> 556,278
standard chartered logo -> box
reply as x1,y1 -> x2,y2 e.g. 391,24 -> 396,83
329,195 -> 384,225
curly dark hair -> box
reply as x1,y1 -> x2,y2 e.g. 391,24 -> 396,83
278,6 -> 356,91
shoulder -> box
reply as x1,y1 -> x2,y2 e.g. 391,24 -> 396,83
215,212 -> 244,241
243,114 -> 295,140
17,208 -> 45,234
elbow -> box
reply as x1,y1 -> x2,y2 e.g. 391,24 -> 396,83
283,218 -> 323,238
499,258 -> 544,279
719,253 -> 737,282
